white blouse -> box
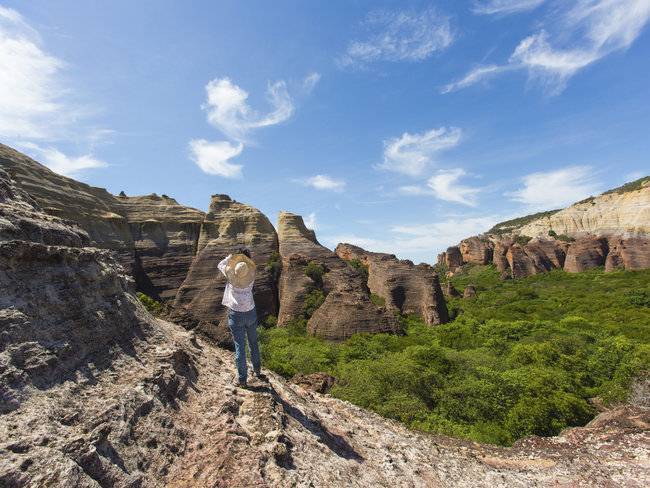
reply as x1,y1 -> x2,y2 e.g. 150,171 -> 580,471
217,254 -> 256,312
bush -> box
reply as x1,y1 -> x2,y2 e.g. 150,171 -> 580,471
303,289 -> 325,318
305,261 -> 325,287
514,235 -> 532,246
265,252 -> 281,281
347,259 -> 369,281
370,293 -> 386,307
137,292 -> 163,315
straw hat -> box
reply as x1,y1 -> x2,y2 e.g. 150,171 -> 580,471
225,253 -> 256,288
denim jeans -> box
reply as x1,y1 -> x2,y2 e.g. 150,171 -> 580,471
227,307 -> 261,383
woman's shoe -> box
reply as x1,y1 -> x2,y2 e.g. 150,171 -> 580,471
253,371 -> 268,382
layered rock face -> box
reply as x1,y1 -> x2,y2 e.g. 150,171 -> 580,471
0,144 -> 132,254
115,193 -> 205,300
171,195 -> 278,345
1,144 -> 206,301
336,243 -> 449,325
278,212 -> 400,340
517,179 -> 650,237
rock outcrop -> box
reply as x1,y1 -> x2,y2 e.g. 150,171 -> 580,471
278,212 -> 400,340
1,143 -> 206,301
336,243 -> 449,325
115,193 -> 205,300
171,195 -> 278,345
460,237 -> 493,265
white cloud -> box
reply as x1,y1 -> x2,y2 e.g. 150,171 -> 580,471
440,65 -> 511,93
428,169 -> 481,206
321,214 -> 502,262
446,0 -> 650,94
399,169 -> 482,206
19,142 -> 107,178
0,6 -> 69,140
338,8 -> 454,68
302,72 -> 321,94
304,212 -> 317,230
297,174 -> 346,192
379,127 -> 461,176
189,139 -> 243,178
472,0 -> 546,15
203,77 -> 294,142
507,165 -> 601,210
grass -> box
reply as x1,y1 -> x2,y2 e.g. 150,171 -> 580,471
259,266 -> 650,446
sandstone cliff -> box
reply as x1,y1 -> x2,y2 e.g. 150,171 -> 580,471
278,212 -> 401,340
171,195 -> 278,345
335,243 -> 449,325
1,169 -> 648,486
439,176 -> 650,279
517,178 -> 650,238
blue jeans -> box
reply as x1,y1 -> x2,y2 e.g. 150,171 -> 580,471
227,307 -> 261,383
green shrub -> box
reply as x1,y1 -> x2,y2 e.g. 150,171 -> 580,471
304,261 -> 325,287
137,292 -> 163,315
370,293 -> 386,307
514,235 -> 532,246
627,290 -> 650,307
303,289 -> 325,318
347,259 -> 369,281
548,230 -> 558,237
265,252 -> 281,280
263,314 -> 278,327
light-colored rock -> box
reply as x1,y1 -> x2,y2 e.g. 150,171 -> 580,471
517,180 -> 650,237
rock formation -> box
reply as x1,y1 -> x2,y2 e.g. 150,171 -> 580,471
336,243 -> 449,325
114,193 -> 204,301
278,212 -> 401,340
171,195 -> 278,345
1,143 -> 206,301
463,284 -> 477,298
439,176 -> 650,279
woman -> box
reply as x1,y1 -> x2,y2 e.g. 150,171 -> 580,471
217,248 -> 266,387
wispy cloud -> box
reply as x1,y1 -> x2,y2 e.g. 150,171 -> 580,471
441,64 -> 512,94
379,127 -> 461,176
302,72 -> 321,94
507,165 -> 601,210
304,212 -> 317,230
399,168 -> 481,206
0,6 -> 65,140
189,139 -> 243,178
321,214 -> 502,261
428,169 -> 481,206
191,77 -> 297,178
472,0 -> 547,15
445,0 -> 650,94
295,174 -> 346,192
18,142 -> 107,178
338,8 -> 454,68
0,6 -> 109,177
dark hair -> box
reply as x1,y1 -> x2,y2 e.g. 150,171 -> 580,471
237,247 -> 251,258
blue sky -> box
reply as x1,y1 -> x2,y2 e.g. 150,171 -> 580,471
1,0 -> 649,263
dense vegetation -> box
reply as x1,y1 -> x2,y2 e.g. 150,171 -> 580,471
487,209 -> 561,235
603,175 -> 649,195
137,292 -> 163,315
259,266 -> 650,446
